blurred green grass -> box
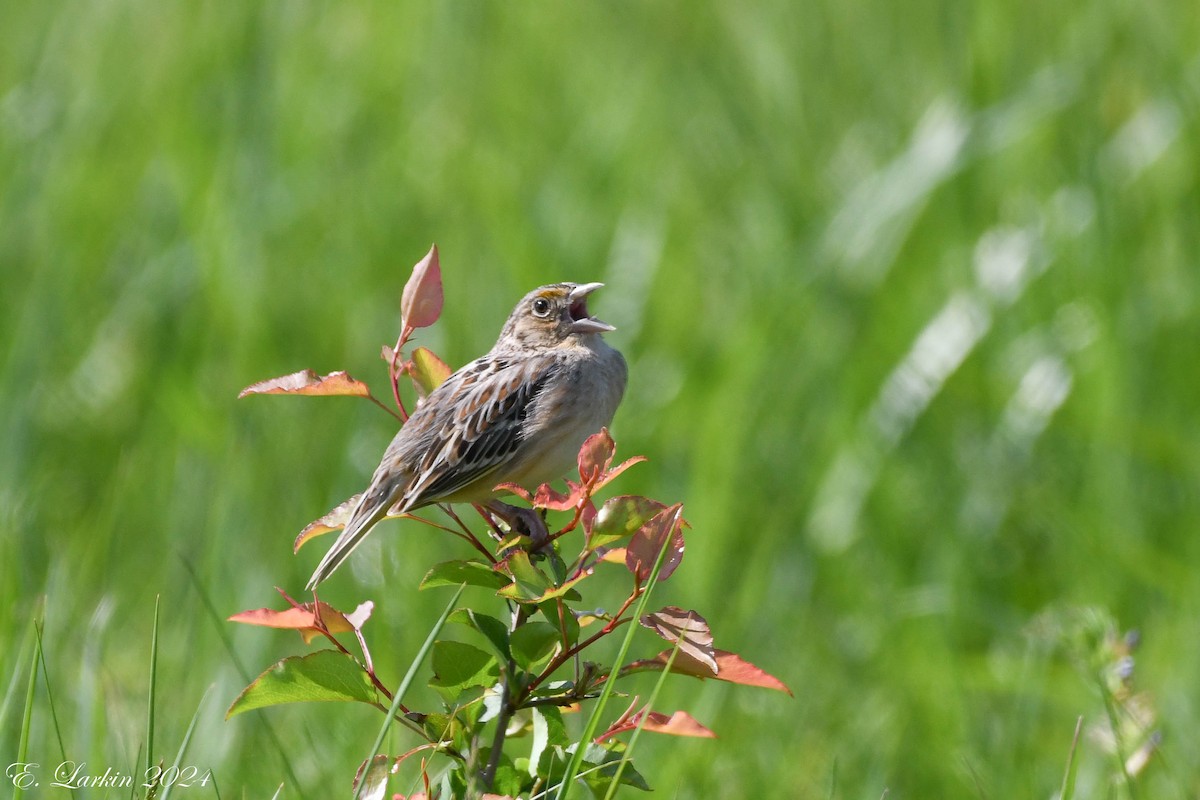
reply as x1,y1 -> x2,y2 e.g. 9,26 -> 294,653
3,1 -> 1199,797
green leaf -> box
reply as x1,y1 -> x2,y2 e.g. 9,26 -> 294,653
437,763 -> 469,799
421,559 -> 508,591
226,650 -> 377,718
491,763 -> 530,797
409,346 -> 452,396
590,496 -> 666,549
540,577 -> 587,603
448,608 -> 510,662
498,552 -> 588,603
497,551 -> 553,601
579,743 -> 651,793
510,622 -> 560,669
544,743 -> 651,794
530,706 -> 568,778
421,711 -> 469,747
429,641 -> 499,699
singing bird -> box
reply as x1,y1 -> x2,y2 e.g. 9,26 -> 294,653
306,282 -> 627,589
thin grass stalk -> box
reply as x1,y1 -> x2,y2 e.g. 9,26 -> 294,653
34,621 -> 74,799
128,743 -> 142,800
159,684 -> 212,800
1059,715 -> 1083,800
14,619 -> 39,800
353,583 -> 465,800
553,509 -> 680,800
600,641 -> 680,800
180,556 -> 307,798
532,762 -> 628,800
146,594 -> 160,790
0,623 -> 36,747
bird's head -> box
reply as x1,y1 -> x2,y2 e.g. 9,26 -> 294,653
499,282 -> 616,350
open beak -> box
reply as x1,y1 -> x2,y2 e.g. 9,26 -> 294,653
567,282 -> 616,333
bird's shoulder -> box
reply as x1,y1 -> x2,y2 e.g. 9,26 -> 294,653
406,349 -> 562,442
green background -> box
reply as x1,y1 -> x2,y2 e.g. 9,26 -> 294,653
3,2 -> 1198,797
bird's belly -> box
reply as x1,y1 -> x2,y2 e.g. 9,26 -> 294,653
498,397 -> 617,493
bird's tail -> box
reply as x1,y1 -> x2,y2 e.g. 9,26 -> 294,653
305,483 -> 396,589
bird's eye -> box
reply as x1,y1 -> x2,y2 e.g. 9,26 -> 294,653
531,297 -> 552,318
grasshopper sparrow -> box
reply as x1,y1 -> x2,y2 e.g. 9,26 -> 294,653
306,282 -> 627,588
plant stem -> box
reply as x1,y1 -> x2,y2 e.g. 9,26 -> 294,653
521,592 -> 639,702
367,392 -> 404,422
387,325 -> 414,421
444,504 -> 499,563
478,671 -> 514,793
309,606 -> 405,709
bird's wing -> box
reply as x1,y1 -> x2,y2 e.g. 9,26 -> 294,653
402,353 -> 559,504
305,352 -> 558,590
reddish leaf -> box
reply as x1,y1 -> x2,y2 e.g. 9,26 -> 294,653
577,429 -> 615,483
625,504 -> 684,583
640,710 -> 716,738
492,480 -> 583,511
534,481 -> 582,511
408,346 -> 452,397
598,547 -> 626,565
622,648 -> 792,695
238,369 -> 371,399
598,708 -> 716,742
592,455 -> 647,492
640,607 -> 716,673
580,498 -> 598,535
401,244 -> 443,330
294,494 -> 361,552
294,494 -> 425,552
228,599 -> 374,645
492,482 -> 533,503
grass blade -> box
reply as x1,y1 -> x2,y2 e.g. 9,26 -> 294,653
14,618 -> 40,800
601,641 -> 680,800
1059,715 -> 1083,800
0,622 -> 36,755
554,506 -> 682,800
34,621 -> 76,800
353,583 -> 465,800
180,556 -> 308,798
147,594 -> 161,788
129,743 -> 143,800
160,684 -> 213,800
